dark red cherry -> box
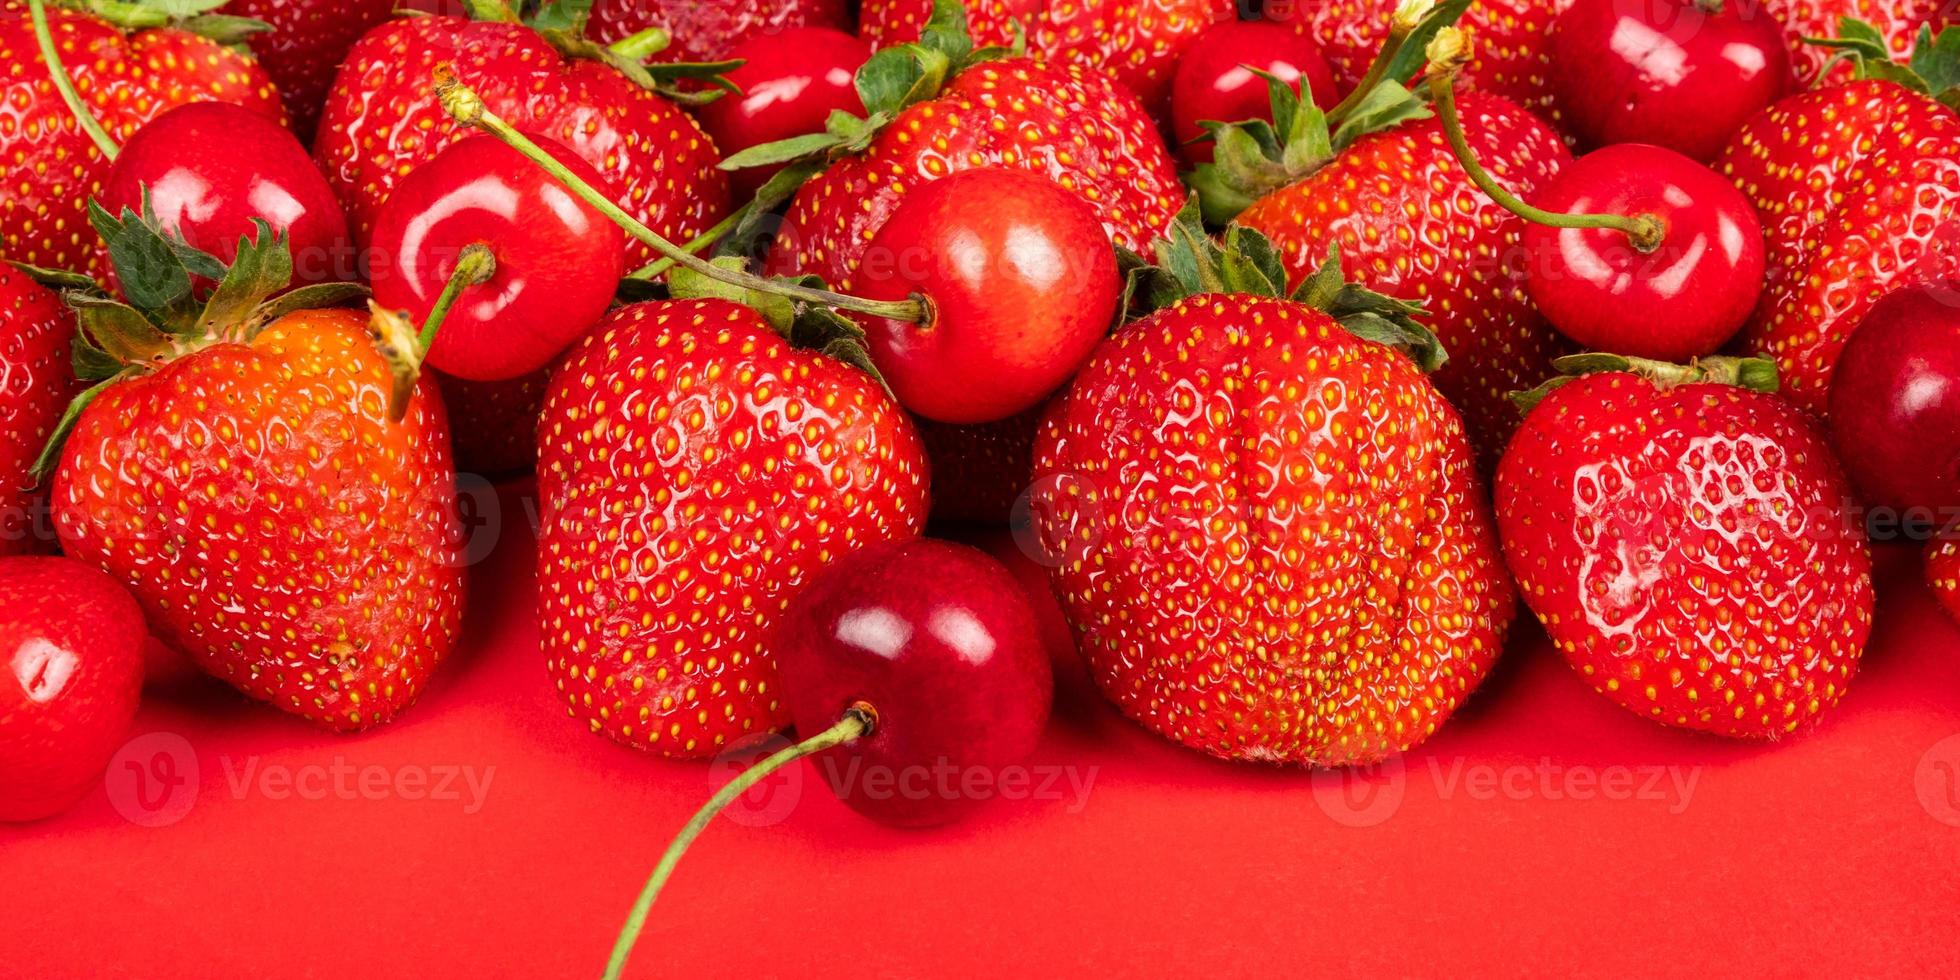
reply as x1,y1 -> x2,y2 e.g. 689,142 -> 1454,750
1550,0 -> 1793,162
1171,18 -> 1339,166
1523,143 -> 1765,361
1827,281 -> 1960,514
773,538 -> 1053,828
0,556 -> 147,822
698,26 -> 871,200
99,102 -> 354,284
368,133 -> 627,383
851,168 -> 1120,425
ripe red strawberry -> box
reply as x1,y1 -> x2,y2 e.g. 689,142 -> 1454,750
1278,0 -> 1573,129
46,217 -> 464,731
0,555 -> 146,822
858,0 -> 1235,114
1030,224 -> 1515,765
586,0 -> 851,62
1928,535 -> 1960,627
1,265 -> 76,557
1767,0 -> 1945,82
436,366 -> 553,477
1495,355 -> 1874,739
1219,79 -> 1573,463
314,13 -> 730,270
230,0 -> 398,142
0,1 -> 285,277
917,408 -> 1041,525
536,298 -> 929,758
1718,37 -> 1960,413
765,56 -> 1183,291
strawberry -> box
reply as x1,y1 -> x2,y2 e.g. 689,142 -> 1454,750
586,0 -> 851,62
44,211 -> 465,731
858,0 -> 1235,114
1201,12 -> 1573,464
917,408 -> 1041,525
0,555 -> 147,822
0,264 -> 77,557
436,366 -> 553,477
1029,213 -> 1516,765
229,0 -> 399,142
1276,0 -> 1573,129
1766,0 -> 1946,82
755,5 -> 1184,293
1717,26 -> 1960,413
314,10 -> 730,271
1928,535 -> 1960,627
536,298 -> 929,758
1495,355 -> 1874,739
0,0 -> 285,277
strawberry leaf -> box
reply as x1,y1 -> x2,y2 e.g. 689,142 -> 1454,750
68,294 -> 173,366
177,13 -> 271,45
254,281 -> 370,325
89,200 -> 194,314
1805,17 -> 1960,106
5,260 -> 95,291
191,220 -> 292,341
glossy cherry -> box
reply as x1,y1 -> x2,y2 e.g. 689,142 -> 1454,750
698,26 -> 871,199
0,556 -> 147,822
1522,143 -> 1765,360
368,132 -> 627,383
1171,18 -> 1339,165
603,538 -> 1052,978
1551,0 -> 1793,162
1827,281 -> 1960,513
853,167 -> 1121,424
99,102 -> 354,285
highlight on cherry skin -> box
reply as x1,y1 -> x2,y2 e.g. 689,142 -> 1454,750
601,539 -> 1054,979
367,132 -> 627,383
851,167 -> 1123,425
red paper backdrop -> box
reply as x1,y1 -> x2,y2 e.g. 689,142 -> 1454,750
5,481 -> 1959,976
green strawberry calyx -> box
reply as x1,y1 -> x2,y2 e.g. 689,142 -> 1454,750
455,0 -> 743,106
28,199 -> 368,481
1508,352 -> 1781,415
1188,0 -> 1471,226
1117,197 -> 1448,373
50,0 -> 271,46
1804,18 -> 1960,107
708,0 -> 1023,248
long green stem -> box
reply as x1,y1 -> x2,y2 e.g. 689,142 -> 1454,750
608,26 -> 671,62
1326,5 -> 1417,124
28,0 -> 119,160
630,204 -> 748,280
603,709 -> 874,980
434,70 -> 926,323
418,243 -> 497,354
1424,32 -> 1663,251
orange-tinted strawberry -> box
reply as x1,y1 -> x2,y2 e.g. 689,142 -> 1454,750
1767,0 -> 1946,82
1277,0 -> 1573,128
1217,78 -> 1572,463
1718,39 -> 1960,413
46,216 -> 463,730
1496,355 -> 1874,739
535,299 -> 929,758
0,264 -> 74,557
314,13 -> 729,270
859,0 -> 1235,114
0,1 -> 284,277
230,0 -> 399,142
586,0 -> 851,62
1030,221 -> 1515,765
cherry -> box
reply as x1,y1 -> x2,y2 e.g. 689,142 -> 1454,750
1827,281 -> 1960,514
1426,30 -> 1765,361
1,556 -> 147,822
852,167 -> 1121,424
698,26 -> 871,200
367,132 -> 627,383
1550,0 -> 1792,162
98,102 -> 355,285
602,538 -> 1052,978
1171,18 -> 1339,166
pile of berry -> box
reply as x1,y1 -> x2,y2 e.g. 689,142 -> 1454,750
2,0 -> 1956,969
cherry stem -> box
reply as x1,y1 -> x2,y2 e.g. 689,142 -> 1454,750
418,243 -> 497,354
27,0 -> 119,160
602,706 -> 876,980
630,203 -> 749,280
608,27 -> 671,62
459,0 -> 522,23
1424,47 -> 1664,252
434,72 -> 926,323
1326,0 -> 1424,124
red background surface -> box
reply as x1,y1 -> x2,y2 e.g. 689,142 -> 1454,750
6,480 -> 1959,977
